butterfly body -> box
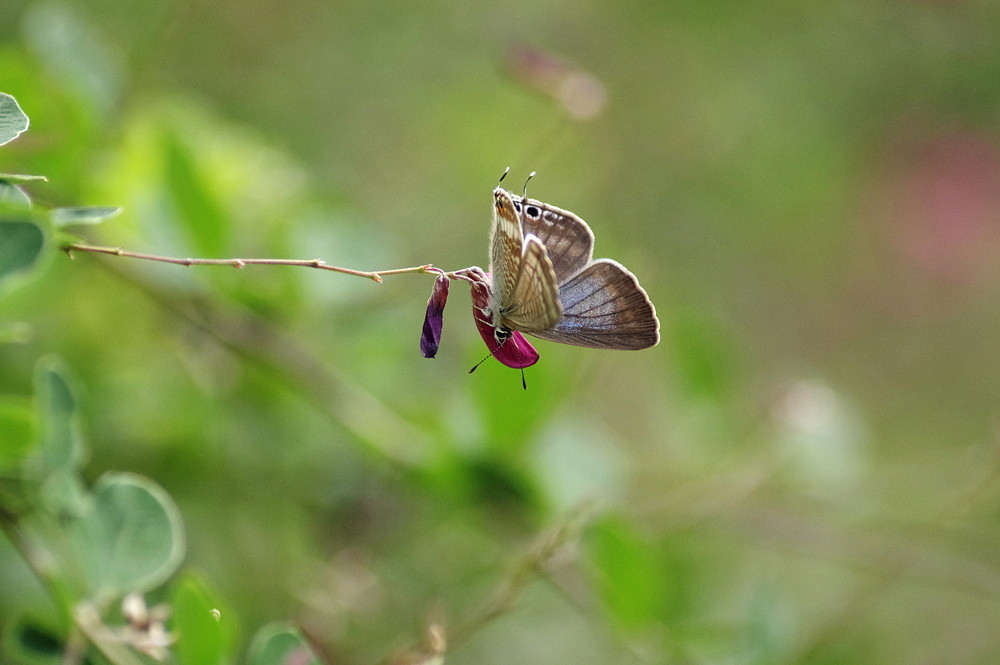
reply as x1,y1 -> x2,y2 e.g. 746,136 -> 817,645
484,186 -> 660,351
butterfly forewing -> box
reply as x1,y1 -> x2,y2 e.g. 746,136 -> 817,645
488,189 -> 524,311
501,235 -> 562,332
529,259 -> 659,350
514,196 -> 595,283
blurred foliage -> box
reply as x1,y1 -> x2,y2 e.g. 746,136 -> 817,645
2,0 -> 1000,664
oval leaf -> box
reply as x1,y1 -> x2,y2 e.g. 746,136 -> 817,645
33,357 -> 85,476
0,219 -> 46,287
0,93 -> 29,146
82,472 -> 185,600
247,623 -> 323,665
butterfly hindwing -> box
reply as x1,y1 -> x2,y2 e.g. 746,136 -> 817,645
528,259 -> 659,349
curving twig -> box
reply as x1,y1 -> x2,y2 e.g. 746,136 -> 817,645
62,243 -> 448,283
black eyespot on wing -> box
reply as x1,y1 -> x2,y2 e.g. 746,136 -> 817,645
526,205 -> 540,218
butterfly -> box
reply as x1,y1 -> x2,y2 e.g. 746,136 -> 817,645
478,177 -> 660,362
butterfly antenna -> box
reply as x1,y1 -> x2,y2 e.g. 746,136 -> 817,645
468,352 -> 493,374
498,167 -> 510,185
468,332 -> 528,389
468,332 -> 509,374
522,171 -> 536,199
468,351 -> 529,390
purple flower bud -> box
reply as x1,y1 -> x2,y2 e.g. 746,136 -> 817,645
420,273 -> 450,358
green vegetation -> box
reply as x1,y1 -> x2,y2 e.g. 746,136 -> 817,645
2,2 -> 1000,663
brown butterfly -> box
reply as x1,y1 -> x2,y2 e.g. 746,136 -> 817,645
485,178 -> 659,351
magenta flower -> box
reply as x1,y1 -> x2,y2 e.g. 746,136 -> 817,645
419,272 -> 450,358
464,269 -> 539,369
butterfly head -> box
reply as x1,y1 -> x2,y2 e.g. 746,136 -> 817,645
493,188 -> 522,224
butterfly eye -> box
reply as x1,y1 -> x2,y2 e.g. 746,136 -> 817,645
525,205 -> 540,219
512,201 -> 522,213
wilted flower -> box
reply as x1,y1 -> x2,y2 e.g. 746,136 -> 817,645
119,592 -> 174,661
420,272 -> 450,358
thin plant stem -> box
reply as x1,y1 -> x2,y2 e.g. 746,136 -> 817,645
62,243 -> 451,283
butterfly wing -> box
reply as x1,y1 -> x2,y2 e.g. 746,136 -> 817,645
488,188 -> 525,312
500,235 -> 563,332
509,193 -> 595,284
528,259 -> 660,349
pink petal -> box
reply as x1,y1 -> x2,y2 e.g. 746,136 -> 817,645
467,272 -> 539,369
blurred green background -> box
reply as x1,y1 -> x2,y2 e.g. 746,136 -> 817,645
3,0 -> 1000,663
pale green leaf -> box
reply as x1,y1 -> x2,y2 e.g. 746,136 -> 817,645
80,472 -> 186,600
33,357 -> 84,475
0,182 -> 31,209
51,206 -> 123,227
0,93 -> 29,146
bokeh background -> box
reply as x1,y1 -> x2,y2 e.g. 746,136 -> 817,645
3,0 -> 1000,663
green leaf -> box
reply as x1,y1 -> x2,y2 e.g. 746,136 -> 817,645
30,359 -> 90,518
585,517 -> 668,632
79,472 -> 186,600
0,182 -> 32,208
172,572 -> 237,665
164,132 -> 228,255
2,617 -> 64,665
51,206 -> 122,228
0,219 -> 46,288
247,623 -> 323,665
32,357 -> 85,476
0,397 -> 36,471
0,92 -> 30,145
38,466 -> 90,519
